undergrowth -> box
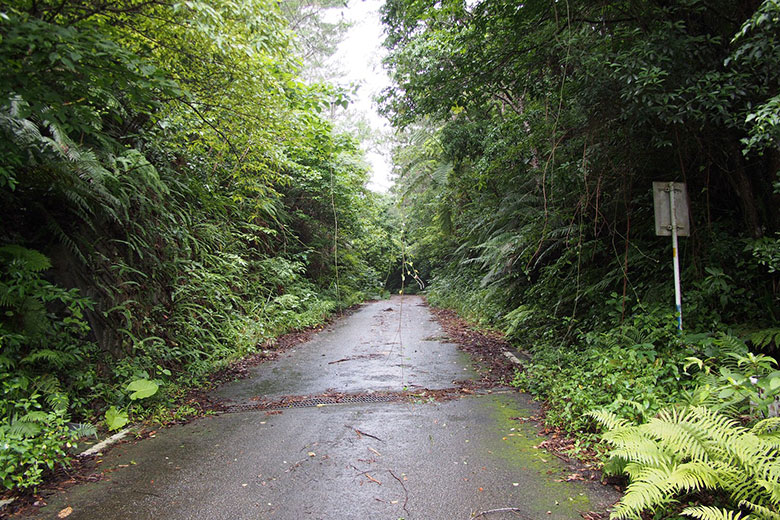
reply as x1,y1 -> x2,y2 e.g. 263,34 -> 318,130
0,245 -> 362,491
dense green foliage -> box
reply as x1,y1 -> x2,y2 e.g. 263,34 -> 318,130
383,0 -> 779,330
585,338 -> 780,519
381,1 -> 779,518
589,339 -> 780,519
382,0 -> 779,414
0,0 -> 399,490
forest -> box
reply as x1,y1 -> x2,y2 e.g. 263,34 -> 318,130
1,0 -> 779,519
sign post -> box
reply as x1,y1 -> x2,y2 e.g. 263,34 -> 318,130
653,182 -> 689,332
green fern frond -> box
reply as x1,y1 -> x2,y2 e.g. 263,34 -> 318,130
33,374 -> 62,395
588,409 -> 632,431
755,434 -> 780,452
45,392 -> 69,413
7,420 -> 42,437
750,328 -> 780,350
679,382 -> 723,408
60,186 -> 97,223
714,334 -> 750,360
613,397 -> 650,416
603,455 -> 630,477
0,245 -> 52,272
35,375 -> 69,412
611,437 -> 676,468
755,479 -> 780,506
684,407 -> 751,461
671,462 -> 722,491
752,418 -> 780,436
720,434 -> 778,484
681,505 -> 747,520
43,215 -> 88,265
753,418 -> 780,451
21,348 -> 76,368
0,282 -> 16,307
610,464 -> 679,519
720,465 -> 778,507
70,422 -> 98,438
647,409 -> 714,462
740,500 -> 780,520
0,354 -> 16,369
599,403 -> 780,520
21,411 -> 49,423
19,294 -> 51,334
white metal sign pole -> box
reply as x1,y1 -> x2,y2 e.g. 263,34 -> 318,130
668,182 -> 683,332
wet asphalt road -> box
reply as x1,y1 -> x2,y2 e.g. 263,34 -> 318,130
31,296 -> 617,520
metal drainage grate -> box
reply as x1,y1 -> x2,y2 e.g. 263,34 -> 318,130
221,387 -> 517,414
223,393 -> 403,413
286,394 -> 402,407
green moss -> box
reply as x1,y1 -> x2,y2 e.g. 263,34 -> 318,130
484,394 -> 592,518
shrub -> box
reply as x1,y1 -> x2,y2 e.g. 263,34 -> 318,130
512,310 -> 696,430
0,394 -> 79,490
0,246 -> 95,490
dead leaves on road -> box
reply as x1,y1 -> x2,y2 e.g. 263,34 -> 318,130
429,306 -> 517,387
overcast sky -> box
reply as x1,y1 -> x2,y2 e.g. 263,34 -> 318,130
324,0 -> 394,192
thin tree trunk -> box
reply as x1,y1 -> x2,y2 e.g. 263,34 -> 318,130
728,151 -> 763,238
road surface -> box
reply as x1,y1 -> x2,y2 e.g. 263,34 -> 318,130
31,296 -> 617,519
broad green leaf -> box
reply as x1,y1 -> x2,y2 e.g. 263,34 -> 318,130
105,406 -> 129,431
126,379 -> 159,400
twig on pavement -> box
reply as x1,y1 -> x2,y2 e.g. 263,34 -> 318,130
345,424 -> 384,442
471,507 -> 532,519
388,469 -> 410,516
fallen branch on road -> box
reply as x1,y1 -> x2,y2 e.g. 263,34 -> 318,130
470,507 -> 532,519
388,469 -> 410,516
345,424 -> 384,442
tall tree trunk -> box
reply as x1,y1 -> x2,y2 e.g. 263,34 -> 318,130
769,148 -> 780,233
728,150 -> 763,238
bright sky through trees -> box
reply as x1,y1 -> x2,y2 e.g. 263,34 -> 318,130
324,0 -> 393,192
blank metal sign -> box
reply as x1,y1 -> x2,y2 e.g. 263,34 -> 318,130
653,182 -> 690,237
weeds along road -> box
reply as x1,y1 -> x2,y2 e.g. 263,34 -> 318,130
31,296 -> 617,520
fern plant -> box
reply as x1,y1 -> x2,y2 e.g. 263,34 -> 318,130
683,334 -> 780,420
751,328 -> 780,351
590,406 -> 780,520
0,245 -> 99,489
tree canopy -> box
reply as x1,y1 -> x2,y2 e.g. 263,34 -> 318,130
381,0 -> 779,329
